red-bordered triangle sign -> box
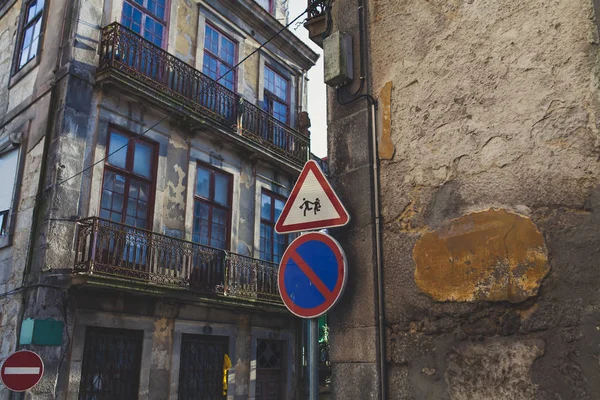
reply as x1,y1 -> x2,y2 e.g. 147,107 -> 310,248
275,160 -> 350,234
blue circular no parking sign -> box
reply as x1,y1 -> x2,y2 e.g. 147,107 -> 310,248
278,232 -> 347,318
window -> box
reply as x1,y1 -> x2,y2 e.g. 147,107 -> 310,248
15,0 -> 45,71
203,24 -> 237,91
0,148 -> 19,236
121,0 -> 167,47
255,0 -> 273,14
256,339 -> 285,400
264,66 -> 289,124
193,164 -> 232,249
99,130 -> 156,230
79,327 -> 143,399
259,190 -> 292,264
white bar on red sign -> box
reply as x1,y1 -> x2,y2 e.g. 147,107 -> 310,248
3,367 -> 41,374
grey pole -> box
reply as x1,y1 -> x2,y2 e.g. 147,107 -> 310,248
308,318 -> 319,400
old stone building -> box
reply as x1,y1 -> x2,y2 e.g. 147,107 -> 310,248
0,0 -> 317,398
306,0 -> 600,399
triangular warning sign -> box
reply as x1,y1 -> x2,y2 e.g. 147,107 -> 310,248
275,160 -> 350,234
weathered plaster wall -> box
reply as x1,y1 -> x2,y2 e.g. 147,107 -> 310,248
172,0 -> 198,65
366,0 -> 600,398
0,0 -> 310,398
0,0 -> 21,116
0,2 -> 67,397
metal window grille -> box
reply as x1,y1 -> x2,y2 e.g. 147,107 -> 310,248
78,327 -> 144,400
178,334 -> 228,400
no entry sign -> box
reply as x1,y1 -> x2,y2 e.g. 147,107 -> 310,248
0,350 -> 44,392
278,232 -> 347,318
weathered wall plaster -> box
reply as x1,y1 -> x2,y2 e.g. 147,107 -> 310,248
446,338 -> 545,400
327,0 -> 600,398
414,209 -> 549,303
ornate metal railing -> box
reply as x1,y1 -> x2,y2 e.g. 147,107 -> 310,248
73,217 -> 281,303
97,23 -> 309,166
239,101 -> 310,164
307,0 -> 329,19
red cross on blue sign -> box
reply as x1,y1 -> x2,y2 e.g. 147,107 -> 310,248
278,232 -> 347,318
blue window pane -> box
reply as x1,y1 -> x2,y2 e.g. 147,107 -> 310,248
133,8 -> 142,26
264,67 -> 274,93
274,199 -> 284,221
265,66 -> 288,101
222,70 -> 234,91
203,54 -> 218,80
133,142 -> 152,178
204,27 -> 212,51
22,26 -> 33,50
204,26 -> 218,54
274,74 -> 287,99
156,3 -> 165,19
153,21 -> 163,44
192,201 -> 210,245
144,17 -> 154,40
34,0 -> 45,17
122,1 -> 164,47
26,2 -> 37,23
148,0 -> 156,14
214,173 -> 230,206
273,100 -> 287,123
107,132 -> 128,169
114,174 -> 126,194
220,37 -> 235,65
196,167 -> 210,198
261,194 -> 271,220
204,25 -> 237,92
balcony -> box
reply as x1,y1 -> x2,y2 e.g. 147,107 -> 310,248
96,23 -> 310,168
304,0 -> 329,47
73,217 -> 282,305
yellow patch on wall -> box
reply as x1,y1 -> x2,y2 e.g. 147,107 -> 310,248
413,209 -> 549,303
378,81 -> 395,160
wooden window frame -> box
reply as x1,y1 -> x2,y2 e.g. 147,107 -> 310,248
99,127 -> 158,229
203,22 -> 238,92
264,64 -> 290,125
121,0 -> 170,49
259,189 -> 290,263
192,161 -> 233,250
11,0 -> 46,82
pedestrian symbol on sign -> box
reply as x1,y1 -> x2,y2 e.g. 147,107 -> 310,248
299,198 -> 322,217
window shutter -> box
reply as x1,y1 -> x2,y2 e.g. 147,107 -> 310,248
0,149 -> 19,212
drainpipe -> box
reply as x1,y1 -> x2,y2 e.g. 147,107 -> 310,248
333,0 -> 387,396
370,99 -> 386,400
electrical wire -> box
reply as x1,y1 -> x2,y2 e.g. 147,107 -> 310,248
54,6 -> 314,189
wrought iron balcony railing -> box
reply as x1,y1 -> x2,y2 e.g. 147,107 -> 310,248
97,23 -> 309,167
73,217 -> 281,304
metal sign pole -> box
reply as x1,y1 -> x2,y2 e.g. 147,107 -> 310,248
308,318 -> 319,400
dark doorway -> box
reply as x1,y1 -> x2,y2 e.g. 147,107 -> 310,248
256,339 -> 285,400
178,334 -> 229,400
78,327 -> 144,400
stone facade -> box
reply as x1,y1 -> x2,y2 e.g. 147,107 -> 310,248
320,0 -> 600,398
0,0 -> 317,398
